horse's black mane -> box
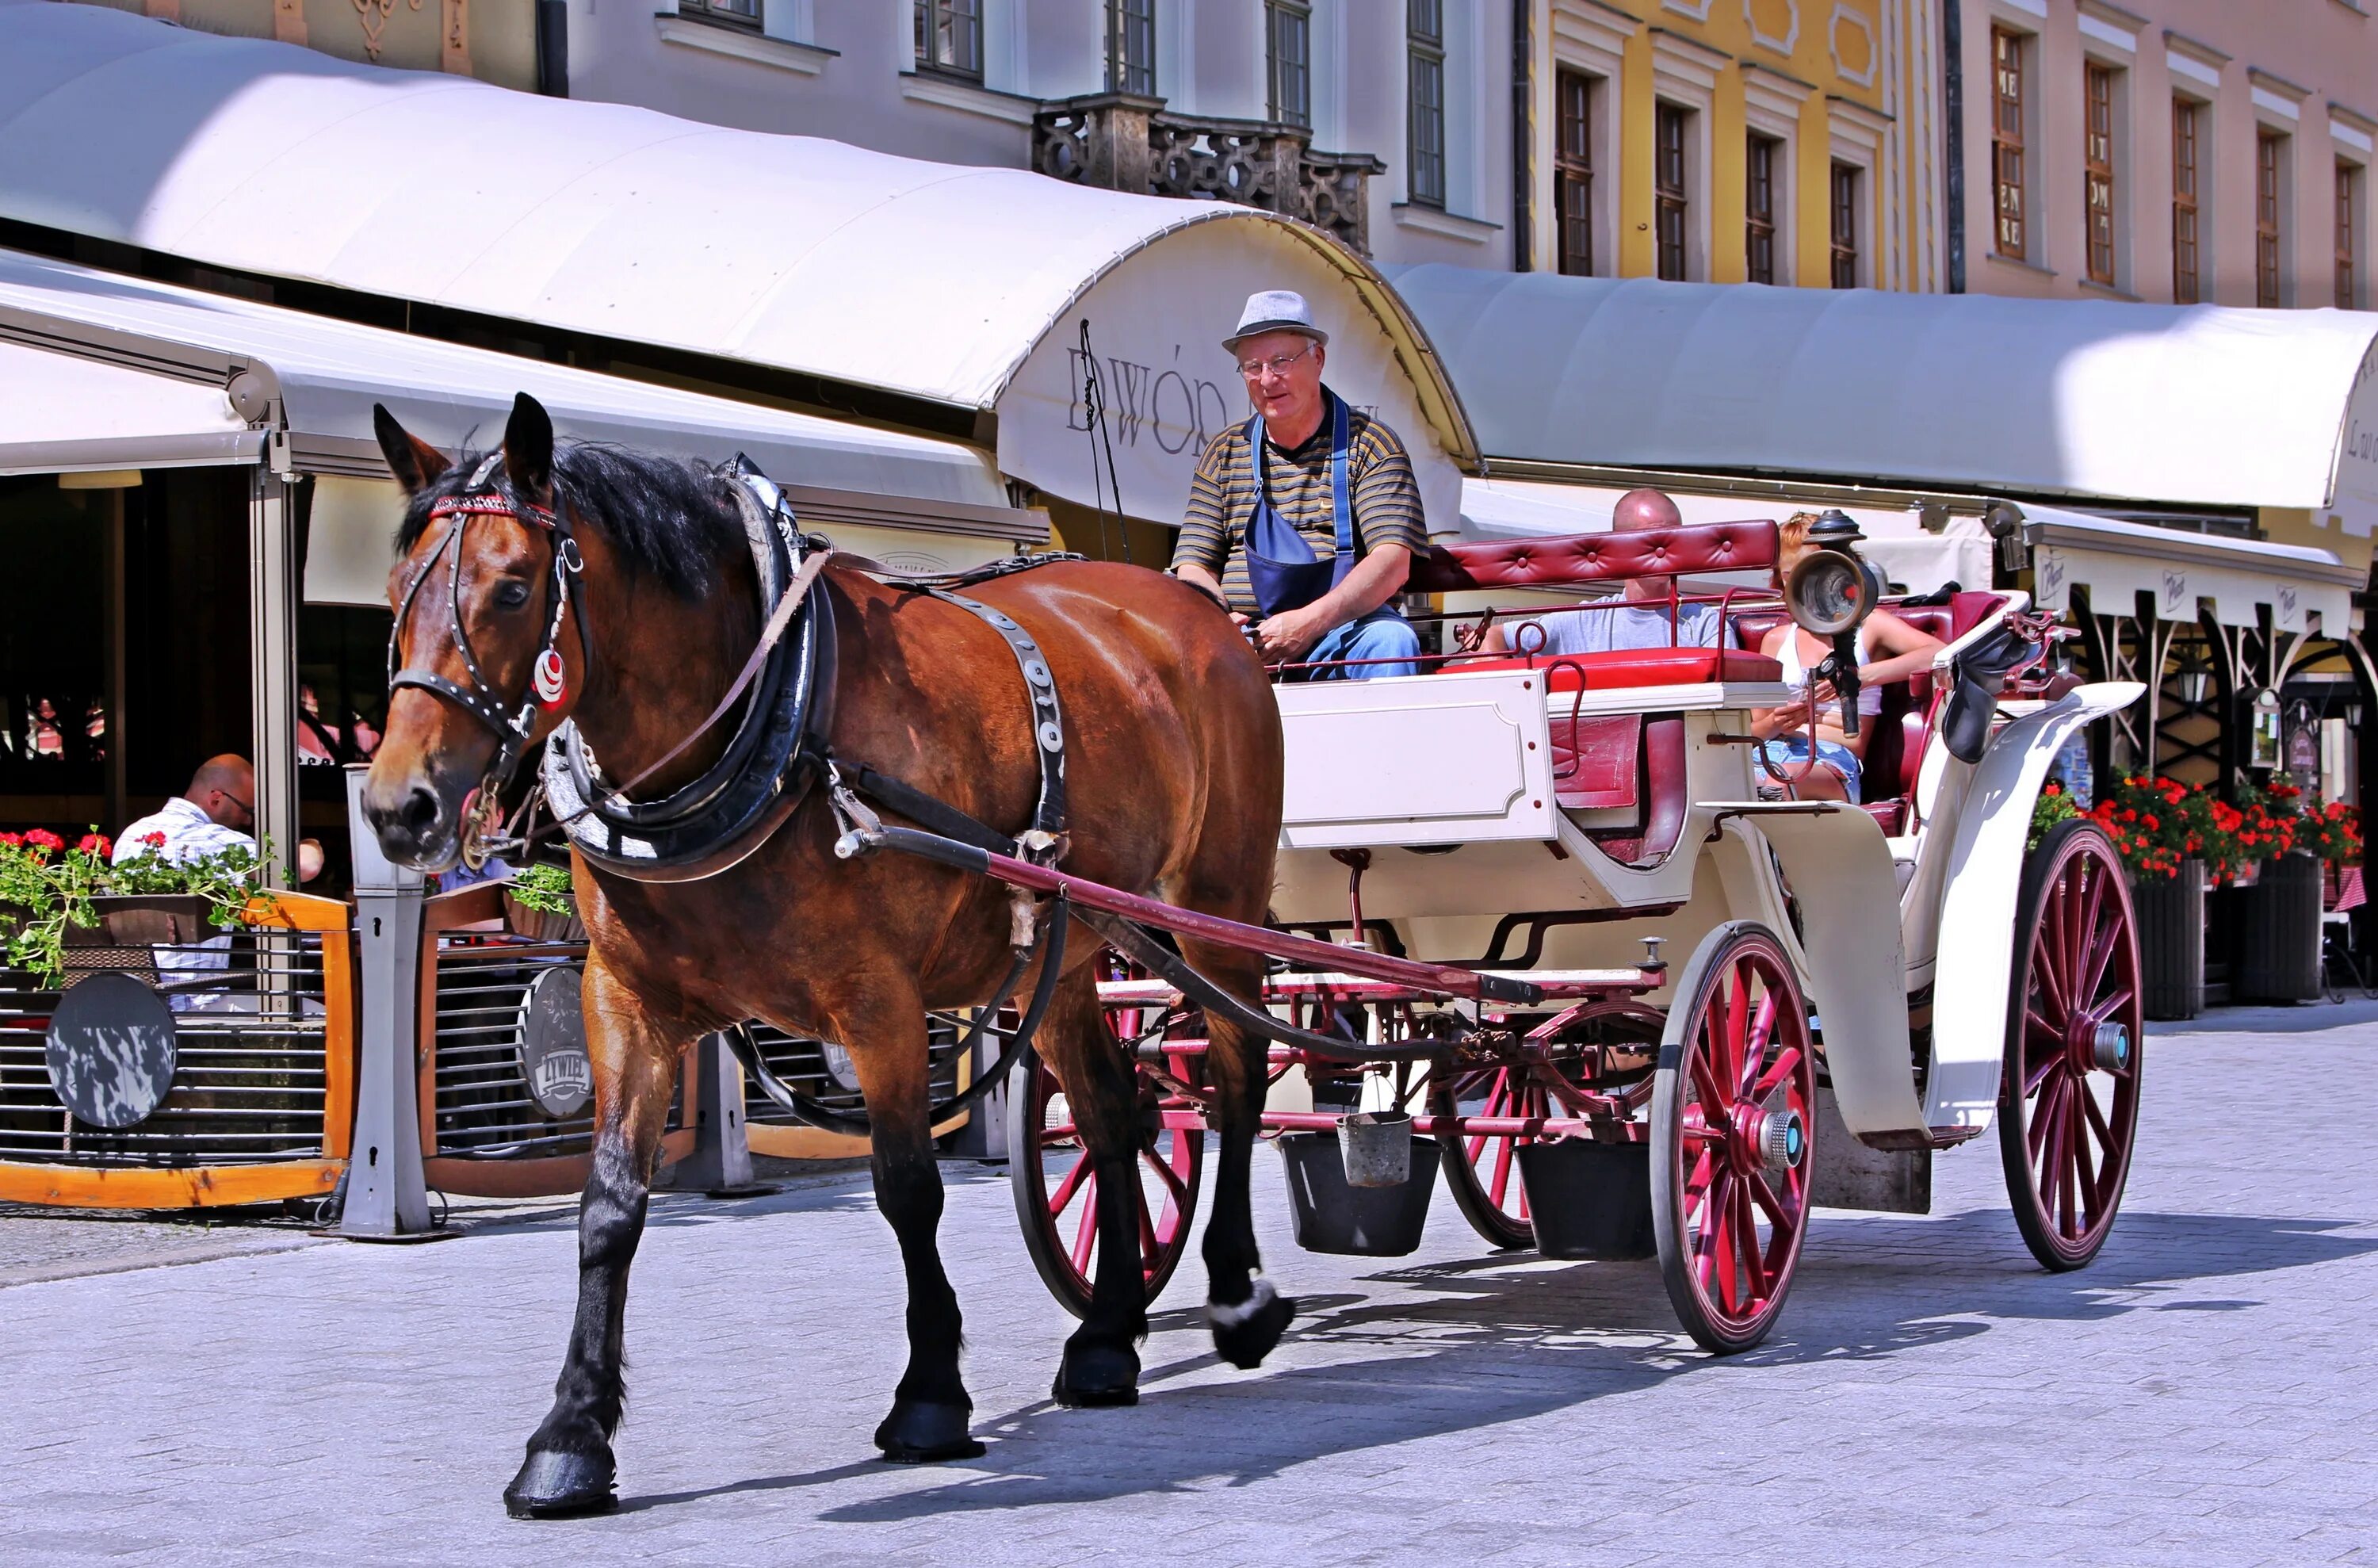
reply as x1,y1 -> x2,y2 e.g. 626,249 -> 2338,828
396,441 -> 746,599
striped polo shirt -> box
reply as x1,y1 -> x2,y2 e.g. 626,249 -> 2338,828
1172,389 -> 1428,615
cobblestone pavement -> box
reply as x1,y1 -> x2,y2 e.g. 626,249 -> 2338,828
3,1008 -> 2374,1567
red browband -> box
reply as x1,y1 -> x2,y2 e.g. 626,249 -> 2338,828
427,491 -> 560,531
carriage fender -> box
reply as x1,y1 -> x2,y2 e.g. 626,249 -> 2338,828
1923,681 -> 2144,1132
1727,810 -> 1927,1142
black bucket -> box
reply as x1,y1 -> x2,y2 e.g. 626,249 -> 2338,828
1515,1139 -> 1655,1260
1277,1131 -> 1440,1256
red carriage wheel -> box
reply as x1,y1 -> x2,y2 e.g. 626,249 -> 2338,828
1650,922 -> 1817,1355
1007,1042 -> 1205,1319
1432,1065 -> 1543,1249
1998,820 -> 2143,1272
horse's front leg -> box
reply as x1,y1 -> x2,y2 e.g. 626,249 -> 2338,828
832,984 -> 984,1462
504,966 -> 688,1519
1181,942 -> 1297,1369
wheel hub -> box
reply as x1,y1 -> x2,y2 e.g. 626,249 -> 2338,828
2065,1015 -> 2130,1075
1725,1105 -> 1803,1175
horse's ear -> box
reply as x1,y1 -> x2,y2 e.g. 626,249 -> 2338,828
373,403 -> 450,496
503,392 -> 555,503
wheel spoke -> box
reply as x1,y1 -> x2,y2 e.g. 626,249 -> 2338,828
1741,985 -> 1778,1100
1489,1129 -> 1516,1210
1143,1139 -> 1191,1210
1689,1048 -> 1733,1121
2070,1098 -> 2099,1226
1734,1179 -> 1768,1304
1046,1149 -> 1092,1219
2023,1044 -> 2062,1099
1136,1186 -> 1161,1265
2057,1113 -> 2081,1238
1699,1171 -> 1734,1302
2034,1084 -> 2067,1218
1069,1171 -> 1099,1274
1749,1168 -> 1792,1229
1752,1044 -> 1803,1101
2080,1075 -> 2116,1158
2030,920 -> 2070,1024
1707,979 -> 1739,1107
2027,1070 -> 2065,1161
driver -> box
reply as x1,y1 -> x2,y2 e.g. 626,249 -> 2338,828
1172,291 -> 1427,679
1749,513 -> 1943,801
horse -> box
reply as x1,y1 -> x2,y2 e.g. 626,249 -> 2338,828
360,394 -> 1296,1517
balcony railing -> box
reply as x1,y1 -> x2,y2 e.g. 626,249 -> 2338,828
1034,92 -> 1386,256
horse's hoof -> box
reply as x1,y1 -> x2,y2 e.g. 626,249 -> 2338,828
874,1399 -> 985,1463
503,1447 -> 617,1520
1051,1340 -> 1141,1408
1209,1278 -> 1295,1370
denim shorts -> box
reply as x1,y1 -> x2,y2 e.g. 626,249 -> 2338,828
1758,733 -> 1862,794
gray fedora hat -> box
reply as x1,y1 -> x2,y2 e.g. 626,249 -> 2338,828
1223,289 -> 1329,352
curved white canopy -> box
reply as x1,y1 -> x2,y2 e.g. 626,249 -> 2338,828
1391,263 -> 2378,537
0,2 -> 1474,530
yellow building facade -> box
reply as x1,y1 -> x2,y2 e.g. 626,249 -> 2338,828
1525,0 -> 1944,293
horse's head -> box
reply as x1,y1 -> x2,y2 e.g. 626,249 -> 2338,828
361,393 -> 583,871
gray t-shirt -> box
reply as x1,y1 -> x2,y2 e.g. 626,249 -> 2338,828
1508,601 -> 1732,658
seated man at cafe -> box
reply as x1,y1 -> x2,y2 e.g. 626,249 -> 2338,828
114,755 -> 325,1008
1479,488 -> 1735,657
1172,290 -> 1427,679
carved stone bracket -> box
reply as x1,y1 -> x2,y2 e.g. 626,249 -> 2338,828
1034,92 -> 1386,256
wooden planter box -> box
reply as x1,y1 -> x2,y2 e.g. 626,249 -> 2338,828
2231,853 -> 2325,1003
502,886 -> 587,944
2131,860 -> 2205,1021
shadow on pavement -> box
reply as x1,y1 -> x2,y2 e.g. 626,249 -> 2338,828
614,1205 -> 2376,1520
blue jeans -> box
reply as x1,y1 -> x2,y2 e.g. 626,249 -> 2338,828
1759,733 -> 1863,794
1303,609 -> 1421,680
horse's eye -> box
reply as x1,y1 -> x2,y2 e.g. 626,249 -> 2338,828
495,580 -> 532,610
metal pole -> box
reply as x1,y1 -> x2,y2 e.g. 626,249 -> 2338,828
247,471 -> 300,890
663,1032 -> 774,1197
337,764 -> 435,1239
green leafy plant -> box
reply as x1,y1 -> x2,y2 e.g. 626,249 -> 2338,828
2029,782 -> 2081,849
0,827 -> 276,989
506,860 -> 577,916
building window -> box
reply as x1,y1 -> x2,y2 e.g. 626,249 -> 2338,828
1555,68 -> 1596,275
2173,99 -> 2202,304
1830,161 -> 1860,288
1745,132 -> 1780,285
1407,0 -> 1447,208
2339,160 -> 2361,310
916,0 -> 981,80
682,0 -> 760,29
1267,2 -> 1311,128
1992,27 -> 2028,258
2259,130 -> 2287,307
1656,102 -> 1689,280
2084,63 -> 2117,286
1107,0 -> 1156,96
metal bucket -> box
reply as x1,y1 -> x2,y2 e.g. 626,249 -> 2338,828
1336,1111 -> 1413,1188
1278,1132 -> 1439,1256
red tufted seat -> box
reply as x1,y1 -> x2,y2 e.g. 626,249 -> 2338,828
1409,520 -> 1781,595
1456,649 -> 1784,690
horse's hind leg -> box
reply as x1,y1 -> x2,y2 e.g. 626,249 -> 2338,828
835,988 -> 984,1463
505,967 -> 685,1519
1037,961 -> 1152,1406
1178,939 -> 1297,1370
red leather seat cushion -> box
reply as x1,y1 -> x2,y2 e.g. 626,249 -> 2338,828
1552,715 -> 1640,811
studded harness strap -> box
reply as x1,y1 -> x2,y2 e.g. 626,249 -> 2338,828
388,454 -> 589,860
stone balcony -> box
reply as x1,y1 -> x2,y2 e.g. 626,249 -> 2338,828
1032,92 -> 1386,256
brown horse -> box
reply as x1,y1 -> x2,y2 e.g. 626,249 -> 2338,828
361,395 -> 1294,1517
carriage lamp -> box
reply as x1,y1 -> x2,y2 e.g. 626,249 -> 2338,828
1985,499 -> 2030,572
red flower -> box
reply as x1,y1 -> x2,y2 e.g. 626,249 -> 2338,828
75,832 -> 110,859
23,828 -> 63,855
0,832 -> 19,849
139,830 -> 166,850
2143,814 -> 2159,832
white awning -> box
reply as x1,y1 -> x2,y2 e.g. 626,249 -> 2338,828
0,335 -> 255,474
0,245 -> 1039,600
2022,506 -> 2362,633
0,2 -> 1476,533
1391,262 -> 2378,536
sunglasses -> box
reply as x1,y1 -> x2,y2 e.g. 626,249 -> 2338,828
1237,343 -> 1317,381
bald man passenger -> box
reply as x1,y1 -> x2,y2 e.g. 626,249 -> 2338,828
1483,488 -> 1734,657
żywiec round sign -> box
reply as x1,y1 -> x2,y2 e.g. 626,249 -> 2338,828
45,971 -> 178,1129
516,964 -> 593,1120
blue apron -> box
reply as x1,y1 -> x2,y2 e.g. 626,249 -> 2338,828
1244,396 -> 1355,619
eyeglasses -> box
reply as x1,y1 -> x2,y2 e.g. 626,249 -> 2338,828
1237,343 -> 1317,381
219,790 -> 254,823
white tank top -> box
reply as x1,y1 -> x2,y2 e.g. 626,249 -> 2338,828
1776,626 -> 1883,719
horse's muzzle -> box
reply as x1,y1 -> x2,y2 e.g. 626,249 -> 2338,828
360,769 -> 465,873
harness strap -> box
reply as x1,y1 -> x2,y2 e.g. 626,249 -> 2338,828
923,587 -> 1069,861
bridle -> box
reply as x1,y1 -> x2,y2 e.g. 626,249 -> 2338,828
387,454 -> 590,866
